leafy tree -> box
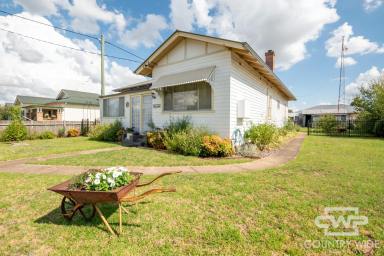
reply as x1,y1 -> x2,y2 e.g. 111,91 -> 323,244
0,105 -> 21,120
351,78 -> 384,122
351,77 -> 384,136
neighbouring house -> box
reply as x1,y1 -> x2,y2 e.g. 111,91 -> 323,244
101,30 -> 296,142
297,104 -> 356,127
15,89 -> 100,121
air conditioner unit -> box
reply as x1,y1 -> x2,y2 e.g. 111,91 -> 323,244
237,100 -> 251,119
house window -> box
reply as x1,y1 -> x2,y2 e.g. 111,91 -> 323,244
163,82 -> 212,111
103,97 -> 124,117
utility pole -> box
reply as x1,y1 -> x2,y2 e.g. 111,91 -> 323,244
100,33 -> 105,96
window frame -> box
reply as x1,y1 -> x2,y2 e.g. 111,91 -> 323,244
162,82 -> 213,112
102,96 -> 125,118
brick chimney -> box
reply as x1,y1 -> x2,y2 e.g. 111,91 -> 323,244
265,50 -> 275,71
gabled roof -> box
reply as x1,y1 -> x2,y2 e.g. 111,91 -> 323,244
57,89 -> 99,100
301,104 -> 355,115
15,95 -> 56,105
134,30 -> 296,101
15,90 -> 100,107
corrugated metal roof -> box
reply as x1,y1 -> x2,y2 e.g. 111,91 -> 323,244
151,66 -> 215,90
16,90 -> 100,107
15,95 -> 56,105
113,79 -> 153,92
301,104 -> 355,115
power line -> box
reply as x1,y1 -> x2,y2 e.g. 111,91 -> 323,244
0,9 -> 98,40
105,41 -> 145,60
0,9 -> 145,61
0,27 -> 141,62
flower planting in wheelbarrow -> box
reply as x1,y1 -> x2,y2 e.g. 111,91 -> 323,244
48,167 -> 180,235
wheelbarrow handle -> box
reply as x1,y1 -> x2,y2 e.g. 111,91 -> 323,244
120,187 -> 176,203
136,171 -> 181,187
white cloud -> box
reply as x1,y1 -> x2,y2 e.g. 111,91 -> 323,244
363,0 -> 384,11
326,22 -> 384,67
14,0 -> 59,16
335,56 -> 357,68
345,66 -> 384,100
13,0 -> 127,34
0,12 -> 144,104
120,14 -> 168,49
169,0 -> 339,70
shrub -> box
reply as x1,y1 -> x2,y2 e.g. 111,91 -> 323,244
244,123 -> 278,151
147,131 -> 166,150
373,120 -> 384,137
38,131 -> 56,139
67,128 -> 80,137
88,124 -> 108,140
26,132 -> 39,140
164,127 -> 209,156
102,121 -> 123,141
166,116 -> 192,136
200,135 -> 233,157
1,120 -> 27,142
58,128 -> 66,138
88,121 -> 123,142
318,115 -> 337,134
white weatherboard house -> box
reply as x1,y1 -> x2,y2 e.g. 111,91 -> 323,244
101,31 -> 296,142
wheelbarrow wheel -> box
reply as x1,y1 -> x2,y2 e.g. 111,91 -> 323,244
60,197 -> 95,221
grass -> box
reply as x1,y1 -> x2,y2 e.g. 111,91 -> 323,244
0,136 -> 383,255
34,147 -> 251,166
0,137 -> 119,161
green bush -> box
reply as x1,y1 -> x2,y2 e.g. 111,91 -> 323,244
373,120 -> 384,137
166,116 -> 192,136
318,115 -> 337,134
1,120 -> 27,142
102,121 -> 123,141
244,123 -> 278,151
38,131 -> 56,139
200,135 -> 233,157
147,131 -> 166,150
58,128 -> 66,138
88,121 -> 123,142
164,127 -> 209,156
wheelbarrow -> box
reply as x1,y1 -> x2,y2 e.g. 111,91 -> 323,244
48,171 -> 180,235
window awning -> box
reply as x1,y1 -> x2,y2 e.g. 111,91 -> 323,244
151,66 -> 215,90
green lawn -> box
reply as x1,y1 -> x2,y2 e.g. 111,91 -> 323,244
0,137 -> 119,161
0,136 -> 383,255
35,147 -> 251,166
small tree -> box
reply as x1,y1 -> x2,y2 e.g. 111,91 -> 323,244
318,115 -> 337,135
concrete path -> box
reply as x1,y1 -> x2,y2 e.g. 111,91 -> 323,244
0,133 -> 306,175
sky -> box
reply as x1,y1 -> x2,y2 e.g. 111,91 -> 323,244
0,0 -> 383,111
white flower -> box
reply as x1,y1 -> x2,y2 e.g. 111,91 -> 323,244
95,173 -> 101,179
93,178 -> 100,185
112,171 -> 122,178
102,174 -> 106,180
85,176 -> 92,183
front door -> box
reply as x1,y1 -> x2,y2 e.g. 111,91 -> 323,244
131,94 -> 152,133
131,95 -> 141,132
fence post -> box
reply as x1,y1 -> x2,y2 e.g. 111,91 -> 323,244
348,120 -> 351,137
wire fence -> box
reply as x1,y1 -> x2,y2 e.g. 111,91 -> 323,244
307,120 -> 376,137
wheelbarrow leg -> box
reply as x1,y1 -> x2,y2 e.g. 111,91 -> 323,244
94,205 -> 115,236
118,203 -> 122,234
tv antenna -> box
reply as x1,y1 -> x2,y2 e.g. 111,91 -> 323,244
337,36 -> 347,113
